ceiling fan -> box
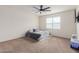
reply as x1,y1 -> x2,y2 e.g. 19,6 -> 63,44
33,5 -> 51,14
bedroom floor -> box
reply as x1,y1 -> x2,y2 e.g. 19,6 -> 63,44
0,36 -> 79,53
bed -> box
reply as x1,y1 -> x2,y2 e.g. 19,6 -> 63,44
34,31 -> 49,40
25,30 -> 49,41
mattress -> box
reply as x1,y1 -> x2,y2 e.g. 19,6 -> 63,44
34,31 -> 49,40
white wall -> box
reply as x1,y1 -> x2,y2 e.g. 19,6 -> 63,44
39,10 -> 76,39
77,23 -> 79,40
76,6 -> 79,40
0,6 -> 39,42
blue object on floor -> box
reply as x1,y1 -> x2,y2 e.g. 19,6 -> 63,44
71,42 -> 79,48
70,34 -> 79,49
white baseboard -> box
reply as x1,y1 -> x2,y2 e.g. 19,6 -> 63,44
0,34 -> 24,42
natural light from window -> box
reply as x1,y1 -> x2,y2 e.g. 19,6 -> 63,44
46,16 -> 61,29
46,17 -> 53,29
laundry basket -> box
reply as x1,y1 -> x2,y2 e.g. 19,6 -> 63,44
70,34 -> 79,49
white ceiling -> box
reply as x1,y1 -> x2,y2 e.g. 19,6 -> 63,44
31,5 -> 77,16
3,5 -> 77,16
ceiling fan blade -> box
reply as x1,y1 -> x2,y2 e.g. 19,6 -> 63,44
40,5 -> 43,9
34,10 -> 40,13
44,7 -> 50,10
33,7 -> 39,10
45,10 -> 51,11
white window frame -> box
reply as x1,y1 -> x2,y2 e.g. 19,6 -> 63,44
46,17 -> 53,29
46,16 -> 61,30
52,16 -> 61,29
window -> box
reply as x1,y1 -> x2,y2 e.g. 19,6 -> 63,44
46,17 -> 53,29
52,16 -> 61,29
46,16 -> 61,29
